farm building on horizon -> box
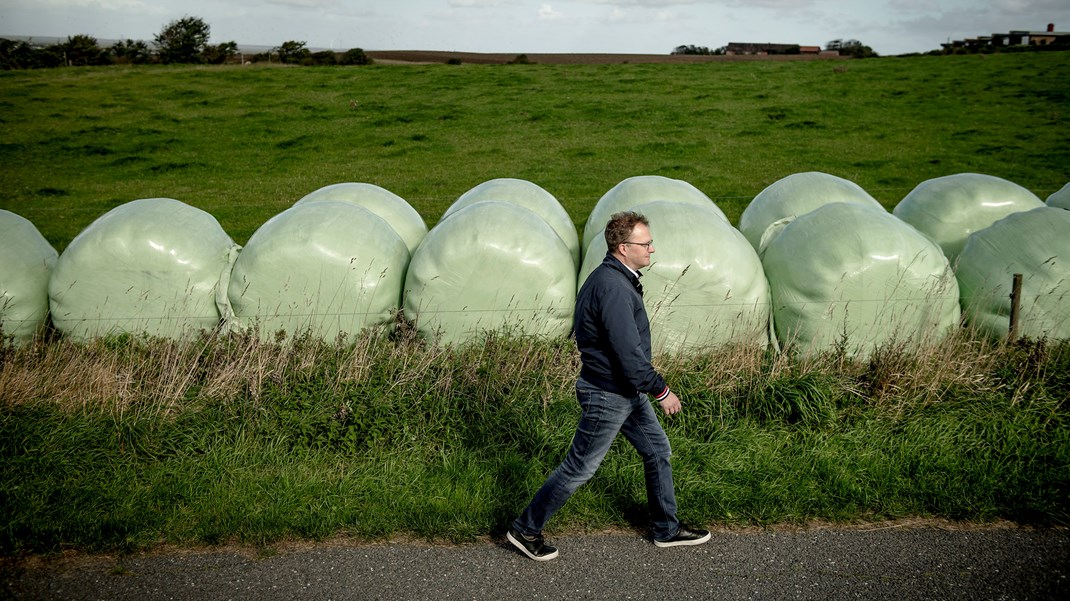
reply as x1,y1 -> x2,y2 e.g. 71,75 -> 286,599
943,23 -> 1070,52
724,42 -> 833,56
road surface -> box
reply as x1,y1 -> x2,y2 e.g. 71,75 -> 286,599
5,524 -> 1068,600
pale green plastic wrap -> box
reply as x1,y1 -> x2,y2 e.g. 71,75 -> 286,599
295,182 -> 427,256
762,203 -> 960,358
227,201 -> 409,341
1,210 -> 58,344
892,173 -> 1044,263
48,198 -> 239,342
444,178 -> 580,267
1048,182 -> 1070,210
404,201 -> 576,346
582,175 -> 728,254
579,201 -> 770,354
738,171 -> 883,252
956,207 -> 1070,340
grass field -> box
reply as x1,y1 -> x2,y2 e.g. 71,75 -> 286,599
2,52 -> 1068,250
1,53 -> 1069,556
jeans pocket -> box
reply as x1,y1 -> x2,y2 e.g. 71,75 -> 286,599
577,389 -> 605,433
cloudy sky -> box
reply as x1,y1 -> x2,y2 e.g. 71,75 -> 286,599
2,0 -> 1067,56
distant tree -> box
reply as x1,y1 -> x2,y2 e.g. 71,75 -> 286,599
0,38 -> 39,69
155,16 -> 211,64
110,39 -> 153,64
846,41 -> 878,58
309,50 -> 337,65
202,41 -> 238,64
826,38 -> 877,58
276,40 -> 311,64
667,43 -> 727,55
340,47 -> 373,65
672,44 -> 715,55
59,34 -> 109,66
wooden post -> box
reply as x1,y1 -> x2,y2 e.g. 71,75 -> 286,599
1008,273 -> 1023,342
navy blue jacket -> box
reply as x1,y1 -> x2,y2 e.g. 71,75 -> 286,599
573,254 -> 668,399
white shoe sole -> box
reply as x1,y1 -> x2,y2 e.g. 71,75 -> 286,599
654,531 -> 712,548
507,531 -> 559,561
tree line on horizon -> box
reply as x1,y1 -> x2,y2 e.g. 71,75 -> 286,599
671,39 -> 878,58
673,34 -> 1070,58
0,16 -> 372,70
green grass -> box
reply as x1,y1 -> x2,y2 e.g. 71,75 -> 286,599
1,53 -> 1068,251
1,55 -> 1069,555
1,330 -> 1068,554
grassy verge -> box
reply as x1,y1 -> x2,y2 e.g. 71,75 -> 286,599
2,328 -> 1067,555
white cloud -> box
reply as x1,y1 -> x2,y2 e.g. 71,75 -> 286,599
578,0 -> 696,6
16,0 -> 148,8
575,0 -> 813,7
263,0 -> 339,8
449,0 -> 504,7
891,0 -> 1068,13
992,0 -> 1059,11
877,0 -> 1069,38
538,3 -> 563,20
723,0 -> 814,7
598,2 -> 688,25
605,7 -> 668,23
886,0 -> 939,12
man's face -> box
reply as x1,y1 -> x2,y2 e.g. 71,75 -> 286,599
618,222 -> 655,271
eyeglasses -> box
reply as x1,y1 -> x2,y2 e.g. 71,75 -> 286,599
622,240 -> 654,249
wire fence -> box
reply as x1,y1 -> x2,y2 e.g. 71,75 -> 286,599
23,285 -> 1061,320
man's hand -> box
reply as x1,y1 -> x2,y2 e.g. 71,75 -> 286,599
659,391 -> 682,415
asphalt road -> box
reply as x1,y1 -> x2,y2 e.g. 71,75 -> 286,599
5,525 -> 1068,600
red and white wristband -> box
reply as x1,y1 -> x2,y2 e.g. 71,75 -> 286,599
654,386 -> 671,402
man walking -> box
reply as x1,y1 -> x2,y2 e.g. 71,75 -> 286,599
508,211 -> 710,561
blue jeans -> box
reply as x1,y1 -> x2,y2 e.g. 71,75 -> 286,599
513,377 -> 680,541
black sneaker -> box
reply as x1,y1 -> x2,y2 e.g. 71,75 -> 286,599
507,526 -> 559,561
654,525 -> 712,548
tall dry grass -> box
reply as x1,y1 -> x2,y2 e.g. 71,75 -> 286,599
0,322 -> 1038,420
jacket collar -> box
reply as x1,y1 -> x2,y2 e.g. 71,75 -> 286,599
604,253 -> 644,296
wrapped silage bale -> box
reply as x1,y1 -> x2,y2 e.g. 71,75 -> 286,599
1048,182 -> 1070,210
892,173 -> 1044,263
226,201 -> 409,341
49,198 -> 239,342
1,210 -> 58,344
295,182 -> 427,255
762,203 -> 960,358
445,178 -> 580,267
738,171 -> 883,252
956,207 -> 1070,340
582,175 -> 728,254
580,201 -> 770,354
404,201 -> 575,346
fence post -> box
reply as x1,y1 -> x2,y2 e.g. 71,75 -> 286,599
1008,273 -> 1023,342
